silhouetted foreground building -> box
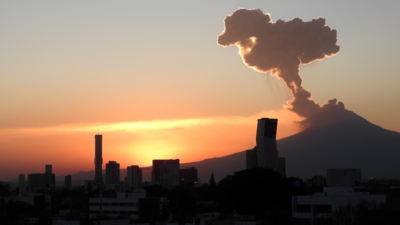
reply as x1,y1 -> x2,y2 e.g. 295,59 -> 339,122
180,167 -> 198,184
19,173 -> 26,195
152,159 -> 180,189
327,168 -> 361,187
28,165 -> 55,189
65,175 -> 71,189
256,118 -> 278,170
89,192 -> 146,219
292,187 -> 385,224
94,134 -> 103,185
246,147 -> 258,169
246,118 -> 286,177
126,165 -> 142,190
106,161 -> 120,184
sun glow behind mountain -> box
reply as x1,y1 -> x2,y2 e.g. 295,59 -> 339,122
0,110 -> 301,180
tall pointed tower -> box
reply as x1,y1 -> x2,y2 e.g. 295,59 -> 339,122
94,134 -> 103,185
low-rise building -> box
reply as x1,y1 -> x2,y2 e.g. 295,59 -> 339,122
292,187 -> 385,224
89,191 -> 146,219
327,168 -> 361,187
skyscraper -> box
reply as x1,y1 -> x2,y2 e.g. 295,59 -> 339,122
19,174 -> 25,195
65,175 -> 72,189
246,146 -> 258,169
94,134 -> 103,185
152,159 -> 180,189
45,165 -> 52,174
126,165 -> 142,190
256,118 -> 278,171
27,165 -> 55,189
44,164 -> 55,187
106,161 -> 120,184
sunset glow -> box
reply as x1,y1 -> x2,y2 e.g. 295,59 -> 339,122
1,1 -> 399,182
0,110 -> 301,180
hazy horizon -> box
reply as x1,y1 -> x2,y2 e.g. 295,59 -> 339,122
1,1 -> 399,181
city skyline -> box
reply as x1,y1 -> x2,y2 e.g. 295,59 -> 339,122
1,1 -> 400,181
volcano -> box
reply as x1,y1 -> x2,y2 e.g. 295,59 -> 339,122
179,108 -> 400,182
279,108 -> 400,179
60,109 -> 400,183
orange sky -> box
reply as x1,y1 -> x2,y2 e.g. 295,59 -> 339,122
1,2 -> 400,181
0,110 -> 302,180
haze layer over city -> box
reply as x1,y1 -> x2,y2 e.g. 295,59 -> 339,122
1,1 -> 400,181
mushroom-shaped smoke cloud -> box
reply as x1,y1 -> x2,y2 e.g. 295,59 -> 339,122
218,8 -> 342,119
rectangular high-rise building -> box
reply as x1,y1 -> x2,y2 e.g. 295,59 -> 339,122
246,147 -> 258,169
28,167 -> 55,188
256,118 -> 278,171
45,165 -> 52,174
126,165 -> 142,190
28,165 -> 55,189
65,175 -> 72,189
19,174 -> 25,195
28,173 -> 45,187
43,165 -> 55,187
179,167 -> 198,184
94,135 -> 103,185
106,161 -> 120,184
152,159 -> 180,189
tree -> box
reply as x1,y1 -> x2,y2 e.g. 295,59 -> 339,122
209,173 -> 216,188
208,173 -> 217,201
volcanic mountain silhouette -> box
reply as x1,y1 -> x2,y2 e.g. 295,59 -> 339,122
179,108 -> 400,182
279,108 -> 400,179
61,108 -> 400,183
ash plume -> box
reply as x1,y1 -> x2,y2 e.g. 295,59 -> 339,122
218,8 -> 342,119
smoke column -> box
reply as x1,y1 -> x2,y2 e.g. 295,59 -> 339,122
218,9 -> 342,119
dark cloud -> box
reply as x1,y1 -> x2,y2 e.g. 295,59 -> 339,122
218,8 -> 341,119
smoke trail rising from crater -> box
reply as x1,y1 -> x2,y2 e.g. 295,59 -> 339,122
218,8 -> 343,119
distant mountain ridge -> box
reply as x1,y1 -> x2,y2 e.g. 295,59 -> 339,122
57,109 -> 400,183
55,152 -> 247,184
279,109 -> 400,179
